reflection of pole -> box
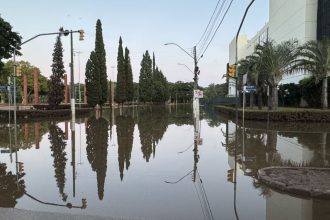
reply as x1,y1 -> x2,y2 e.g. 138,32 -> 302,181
24,192 -> 86,209
71,126 -> 76,197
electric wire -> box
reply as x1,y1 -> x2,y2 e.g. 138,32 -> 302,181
198,0 -> 234,60
196,0 -> 225,48
197,0 -> 229,57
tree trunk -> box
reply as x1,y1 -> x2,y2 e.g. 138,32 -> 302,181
250,92 -> 255,108
257,87 -> 263,110
321,77 -> 328,110
270,85 -> 278,110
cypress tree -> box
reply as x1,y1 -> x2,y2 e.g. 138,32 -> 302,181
124,47 -> 134,102
85,52 -> 99,107
48,36 -> 65,107
85,19 -> 108,107
139,51 -> 153,102
115,37 -> 125,104
152,67 -> 169,102
94,19 -> 108,106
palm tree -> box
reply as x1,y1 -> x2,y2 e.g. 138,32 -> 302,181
292,39 -> 330,109
238,55 -> 267,109
254,39 -> 299,110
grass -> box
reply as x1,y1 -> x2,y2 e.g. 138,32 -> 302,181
217,105 -> 330,113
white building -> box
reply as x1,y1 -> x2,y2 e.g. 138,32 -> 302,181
228,0 -> 322,97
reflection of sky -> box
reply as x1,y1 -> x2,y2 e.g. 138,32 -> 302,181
276,136 -> 314,164
0,111 -> 329,219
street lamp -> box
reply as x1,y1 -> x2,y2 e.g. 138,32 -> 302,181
177,63 -> 194,74
164,43 -> 198,89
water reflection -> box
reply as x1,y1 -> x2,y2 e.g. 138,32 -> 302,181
48,122 -> 68,201
116,114 -> 134,180
86,115 -> 109,200
0,106 -> 329,219
0,163 -> 25,207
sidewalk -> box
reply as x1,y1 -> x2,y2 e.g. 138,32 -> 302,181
0,208 -> 144,220
258,167 -> 330,199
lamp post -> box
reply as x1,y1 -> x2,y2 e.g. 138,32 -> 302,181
165,42 -> 201,182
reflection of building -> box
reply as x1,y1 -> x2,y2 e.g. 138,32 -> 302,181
228,0 -> 328,96
266,190 -> 330,220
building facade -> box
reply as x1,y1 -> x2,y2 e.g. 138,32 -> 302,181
228,0 -> 323,97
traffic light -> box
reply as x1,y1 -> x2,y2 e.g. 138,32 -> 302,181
228,64 -> 236,78
18,162 -> 24,173
227,169 -> 236,183
79,30 -> 84,41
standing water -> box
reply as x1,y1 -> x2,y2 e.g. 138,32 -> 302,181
0,105 -> 329,220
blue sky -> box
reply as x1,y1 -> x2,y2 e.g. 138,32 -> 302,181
1,0 -> 268,86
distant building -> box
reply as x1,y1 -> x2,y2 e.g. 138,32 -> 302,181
227,0 -> 330,97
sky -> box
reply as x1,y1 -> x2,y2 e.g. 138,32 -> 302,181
1,0 -> 269,87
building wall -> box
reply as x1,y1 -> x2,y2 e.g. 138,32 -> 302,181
268,0 -> 317,43
227,0 -> 318,94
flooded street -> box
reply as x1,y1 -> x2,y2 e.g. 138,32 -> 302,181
0,105 -> 329,220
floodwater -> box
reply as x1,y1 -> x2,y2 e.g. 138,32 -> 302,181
0,105 -> 329,220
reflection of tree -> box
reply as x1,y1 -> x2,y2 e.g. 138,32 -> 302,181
0,163 -> 25,208
86,116 -> 109,200
0,122 -> 48,149
48,122 -> 67,201
116,115 -> 134,180
137,107 -> 168,162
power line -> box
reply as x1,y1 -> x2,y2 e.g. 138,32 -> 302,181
198,0 -> 234,60
196,0 -> 223,47
197,0 -> 229,56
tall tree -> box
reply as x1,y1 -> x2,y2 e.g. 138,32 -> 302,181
254,39 -> 299,110
139,51 -> 153,102
48,36 -> 65,107
293,39 -> 330,109
152,67 -> 169,103
124,47 -> 134,102
115,37 -> 125,104
95,19 -> 108,106
0,16 -> 21,75
85,52 -> 98,107
85,19 -> 108,107
152,52 -> 156,74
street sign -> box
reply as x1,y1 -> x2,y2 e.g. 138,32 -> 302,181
0,86 -> 16,91
244,85 -> 256,92
194,90 -> 203,98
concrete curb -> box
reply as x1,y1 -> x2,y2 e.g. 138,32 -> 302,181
258,167 -> 330,199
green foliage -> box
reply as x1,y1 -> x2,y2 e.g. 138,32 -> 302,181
0,16 -> 22,75
48,122 -> 67,201
278,83 -> 301,107
85,53 -> 98,107
293,39 -> 330,109
152,67 -> 169,102
85,19 -> 108,107
86,115 -> 109,200
0,163 -> 25,208
299,76 -> 330,108
125,47 -> 134,102
253,39 -> 299,110
139,51 -> 153,102
115,37 -> 125,104
48,36 -> 65,107
203,83 -> 227,98
1,61 -> 48,103
168,81 -> 194,103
